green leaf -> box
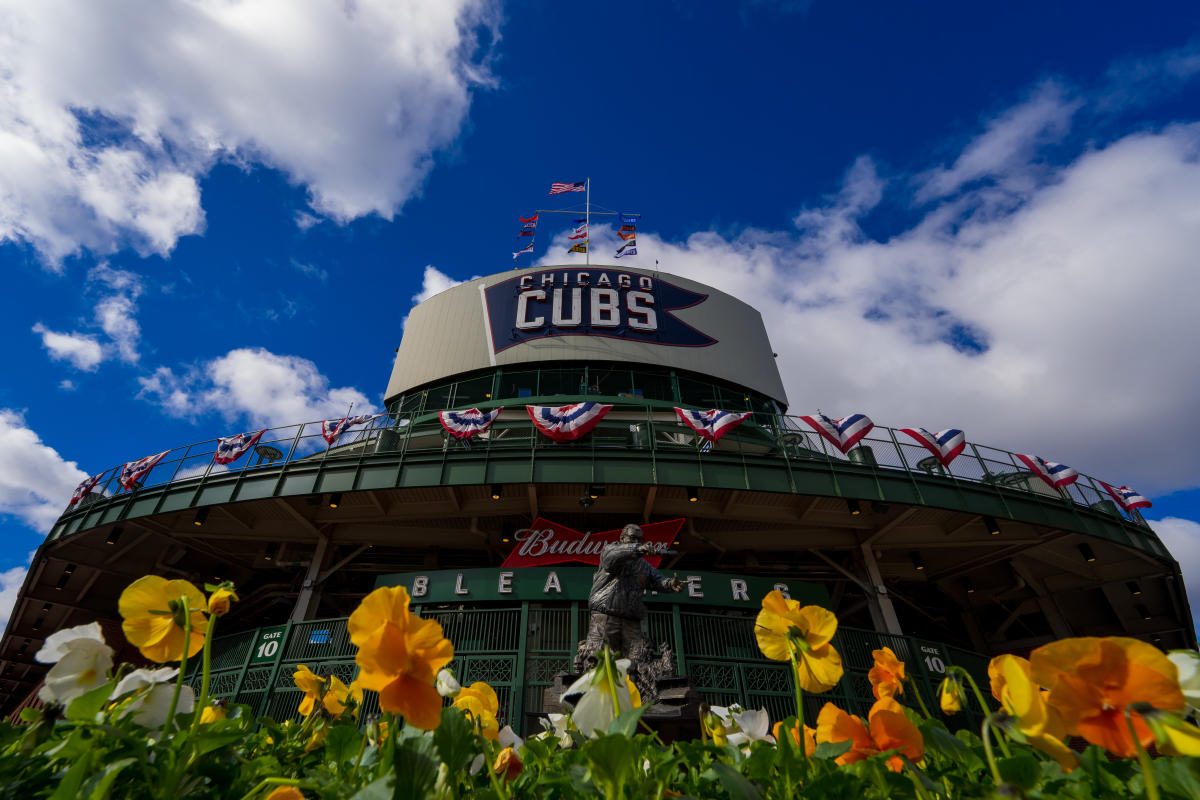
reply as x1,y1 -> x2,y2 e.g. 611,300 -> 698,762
607,704 -> 649,738
350,774 -> 394,800
48,756 -> 92,800
324,723 -> 362,767
65,683 -> 115,721
432,706 -> 475,772
812,739 -> 851,760
85,757 -> 137,800
997,754 -> 1041,792
18,708 -> 40,723
1157,758 -> 1200,800
391,745 -> 439,800
585,734 -> 638,790
712,762 -> 764,800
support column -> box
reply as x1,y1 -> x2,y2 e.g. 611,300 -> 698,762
290,532 -> 331,623
860,543 -> 904,635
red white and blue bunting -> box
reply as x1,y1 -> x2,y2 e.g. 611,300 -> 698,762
214,430 -> 266,465
119,451 -> 169,492
1014,454 -> 1079,489
321,415 -> 375,445
899,427 -> 966,468
1099,481 -> 1152,511
799,412 -> 874,454
69,472 -> 106,507
527,403 -> 612,442
439,407 -> 503,439
674,407 -> 751,443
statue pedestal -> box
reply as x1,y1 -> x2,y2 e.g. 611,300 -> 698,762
541,673 -> 703,743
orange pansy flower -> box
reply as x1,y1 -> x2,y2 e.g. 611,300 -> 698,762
493,746 -> 523,781
348,586 -> 454,730
772,719 -> 816,755
816,697 -> 924,772
868,646 -> 906,700
989,654 -> 1077,771
1031,637 -> 1184,758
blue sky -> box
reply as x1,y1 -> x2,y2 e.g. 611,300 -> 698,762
2,1 -> 1200,629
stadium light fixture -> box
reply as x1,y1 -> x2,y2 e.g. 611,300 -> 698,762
105,526 -> 123,545
846,499 -> 861,516
1136,603 -> 1152,621
328,493 -> 341,509
491,484 -> 502,500
193,508 -> 209,526
1078,543 -> 1097,563
963,577 -> 975,594
1127,581 -> 1142,597
264,542 -> 280,561
910,552 -> 925,572
687,487 -> 699,503
983,516 -> 1000,536
589,484 -> 606,500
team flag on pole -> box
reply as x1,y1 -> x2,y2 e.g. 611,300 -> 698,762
618,213 -> 641,225
519,225 -> 536,237
119,451 -> 169,491
568,242 -> 588,254
799,412 -> 875,454
322,415 -> 375,445
550,181 -> 586,195
615,243 -> 637,258
618,226 -> 637,241
439,408 -> 503,439
1098,481 -> 1152,511
520,214 -> 538,224
1014,454 -> 1079,489
214,430 -> 267,465
568,222 -> 588,240
527,403 -> 612,441
69,472 -> 106,507
899,427 -> 966,468
674,408 -> 752,443
513,242 -> 534,260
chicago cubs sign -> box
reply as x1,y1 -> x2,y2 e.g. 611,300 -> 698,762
484,269 -> 718,353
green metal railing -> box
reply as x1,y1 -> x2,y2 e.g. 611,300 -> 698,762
53,402 -> 1157,552
189,603 -> 992,736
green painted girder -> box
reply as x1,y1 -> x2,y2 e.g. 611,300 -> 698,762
49,443 -> 1168,562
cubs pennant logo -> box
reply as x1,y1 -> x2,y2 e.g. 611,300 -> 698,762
799,412 -> 875,454
214,430 -> 266,465
899,427 -> 966,468
439,407 -> 503,439
674,407 -> 752,443
527,402 -> 612,442
1098,481 -> 1152,511
119,451 -> 170,491
69,472 -> 106,507
1014,454 -> 1079,489
501,517 -> 684,568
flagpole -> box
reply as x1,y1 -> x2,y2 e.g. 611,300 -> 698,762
585,177 -> 590,266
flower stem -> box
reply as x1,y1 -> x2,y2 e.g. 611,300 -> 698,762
191,611 -> 218,729
950,666 -> 1010,757
161,595 -> 192,739
1126,711 -> 1160,800
981,714 -> 1003,787
602,648 -> 622,721
787,647 -> 809,777
907,676 -> 933,720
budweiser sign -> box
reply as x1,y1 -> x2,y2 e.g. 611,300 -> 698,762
500,517 -> 685,568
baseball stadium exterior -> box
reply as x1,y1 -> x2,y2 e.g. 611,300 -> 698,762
1,264 -> 1192,733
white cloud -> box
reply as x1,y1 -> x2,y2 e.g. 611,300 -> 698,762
139,347 -> 376,428
58,379 -> 76,392
624,103 -> 1200,495
31,324 -> 102,371
89,265 -> 144,363
0,0 -> 499,263
0,410 -> 88,533
0,566 -> 28,631
1147,517 -> 1200,631
412,265 -> 470,304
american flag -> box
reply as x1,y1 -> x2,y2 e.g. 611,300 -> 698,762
549,181 -> 586,195
1098,481 -> 1152,511
69,472 -> 106,507
513,242 -> 534,259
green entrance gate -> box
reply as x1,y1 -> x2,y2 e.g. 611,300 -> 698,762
190,602 -> 991,736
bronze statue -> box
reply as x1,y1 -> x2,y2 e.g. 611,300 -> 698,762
574,523 -> 683,680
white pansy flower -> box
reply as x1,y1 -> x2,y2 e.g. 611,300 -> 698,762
731,707 -> 775,743
111,667 -> 195,728
537,713 -> 572,748
1169,651 -> 1200,714
498,724 -> 524,750
436,668 -> 461,698
37,637 -> 114,706
563,657 -> 639,738
35,622 -> 107,664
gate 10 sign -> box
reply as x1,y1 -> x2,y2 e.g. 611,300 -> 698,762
251,625 -> 287,663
